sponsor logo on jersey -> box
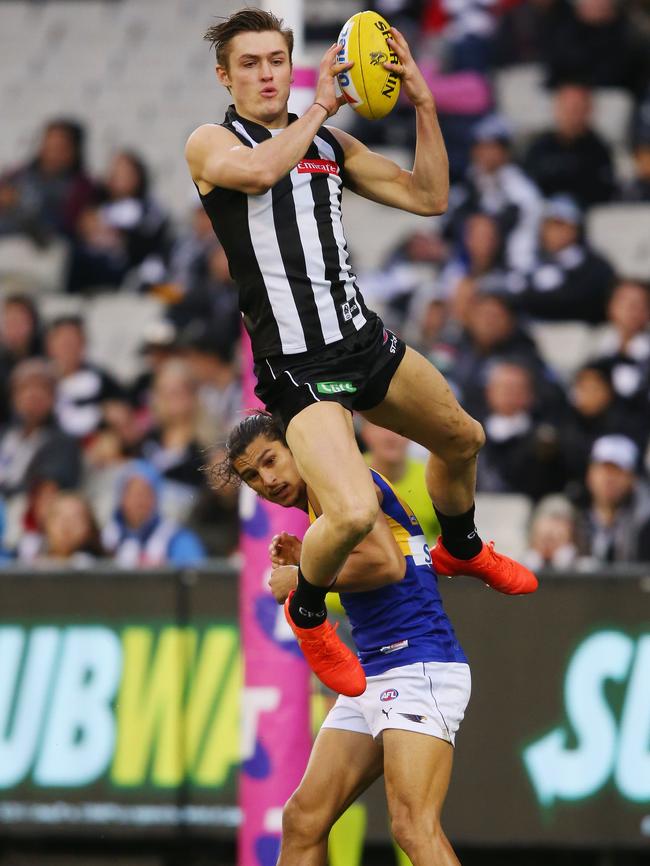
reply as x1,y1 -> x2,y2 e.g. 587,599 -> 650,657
380,688 -> 399,702
379,639 -> 409,655
398,713 -> 428,724
296,159 -> 339,176
316,380 -> 358,395
341,300 -> 360,321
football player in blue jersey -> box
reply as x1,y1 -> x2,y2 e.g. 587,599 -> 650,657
214,411 -> 473,866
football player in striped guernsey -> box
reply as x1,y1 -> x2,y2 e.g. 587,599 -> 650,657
187,8 -> 537,697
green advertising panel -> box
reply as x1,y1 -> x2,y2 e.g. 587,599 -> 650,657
0,569 -> 648,849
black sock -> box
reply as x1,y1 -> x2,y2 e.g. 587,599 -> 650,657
435,504 -> 483,560
288,567 -> 328,629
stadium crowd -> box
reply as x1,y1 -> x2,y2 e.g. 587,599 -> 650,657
0,0 -> 649,569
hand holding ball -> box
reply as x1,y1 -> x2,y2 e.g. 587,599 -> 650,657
336,11 -> 401,120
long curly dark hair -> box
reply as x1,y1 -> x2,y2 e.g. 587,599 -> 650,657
206,411 -> 286,490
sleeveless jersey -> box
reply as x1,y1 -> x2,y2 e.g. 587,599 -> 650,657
198,105 -> 374,362
309,469 -> 467,676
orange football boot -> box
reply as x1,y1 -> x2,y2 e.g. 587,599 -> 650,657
430,538 -> 538,595
284,592 -> 366,696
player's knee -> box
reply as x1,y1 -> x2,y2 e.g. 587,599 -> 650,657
390,808 -> 441,856
451,416 -> 485,464
334,499 -> 378,545
282,792 -> 330,844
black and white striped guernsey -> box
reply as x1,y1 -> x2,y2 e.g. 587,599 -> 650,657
198,105 -> 374,361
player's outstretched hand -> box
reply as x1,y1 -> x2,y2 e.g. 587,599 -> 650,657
269,564 -> 299,604
314,42 -> 353,117
269,531 -> 302,567
383,28 -> 433,109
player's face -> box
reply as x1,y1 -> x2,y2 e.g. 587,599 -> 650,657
217,31 -> 292,124
234,435 -> 306,508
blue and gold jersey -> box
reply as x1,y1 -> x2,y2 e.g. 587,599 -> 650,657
310,469 -> 467,676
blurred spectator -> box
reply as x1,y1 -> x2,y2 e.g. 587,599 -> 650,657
445,114 -> 543,271
130,319 -> 179,412
0,294 -> 42,423
523,83 -> 614,208
544,0 -> 650,98
439,292 -> 554,415
359,231 -> 446,332
85,398 -> 145,471
560,362 -> 646,488
102,460 -> 206,567
438,211 -> 519,323
16,475 -> 69,562
188,444 -> 240,558
168,240 -> 240,350
509,195 -> 615,323
593,280 -> 650,408
36,492 -> 104,565
0,359 -> 81,499
178,322 -> 241,444
494,0 -> 574,67
68,150 -> 172,293
46,316 -> 123,439
360,419 -> 440,543
0,118 -> 96,243
522,494 -> 581,570
435,0 -> 501,73
619,130 -> 650,202
167,201 -> 223,295
140,359 -> 206,516
475,360 -> 567,500
577,434 -> 650,563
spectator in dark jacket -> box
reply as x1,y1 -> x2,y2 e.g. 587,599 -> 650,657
544,0 -> 650,98
509,195 -> 615,323
524,83 -> 615,208
560,362 -> 646,489
440,291 -> 557,417
577,435 -> 650,563
68,150 -> 172,292
46,316 -> 123,440
445,114 -> 543,272
476,360 -> 567,501
0,118 -> 96,242
0,359 -> 81,499
593,280 -> 650,410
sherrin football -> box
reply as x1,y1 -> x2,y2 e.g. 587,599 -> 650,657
336,10 -> 401,120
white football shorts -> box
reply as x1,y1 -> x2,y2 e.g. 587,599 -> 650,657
321,661 -> 471,745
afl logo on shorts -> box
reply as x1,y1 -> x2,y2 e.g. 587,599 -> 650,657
380,688 -> 399,702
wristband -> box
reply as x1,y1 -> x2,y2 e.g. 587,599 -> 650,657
313,101 -> 329,119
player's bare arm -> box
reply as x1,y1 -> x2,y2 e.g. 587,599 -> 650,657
330,28 -> 448,216
185,43 -> 352,196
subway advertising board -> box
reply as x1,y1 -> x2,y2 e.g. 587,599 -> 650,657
0,570 -> 648,849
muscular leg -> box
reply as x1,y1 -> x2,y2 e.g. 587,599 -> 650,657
285,401 -> 379,586
383,730 -> 461,866
362,347 -> 484,517
278,728 -> 383,866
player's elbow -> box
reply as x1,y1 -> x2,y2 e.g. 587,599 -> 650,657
247,163 -> 279,195
417,193 -> 448,216
378,547 -> 407,584
246,170 -> 274,195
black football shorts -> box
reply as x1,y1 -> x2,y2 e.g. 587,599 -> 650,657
254,316 -> 406,431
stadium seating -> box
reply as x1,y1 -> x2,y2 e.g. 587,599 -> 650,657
587,204 -> 650,282
474,493 -> 533,560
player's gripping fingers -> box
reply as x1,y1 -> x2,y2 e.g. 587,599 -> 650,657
268,565 -> 299,604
